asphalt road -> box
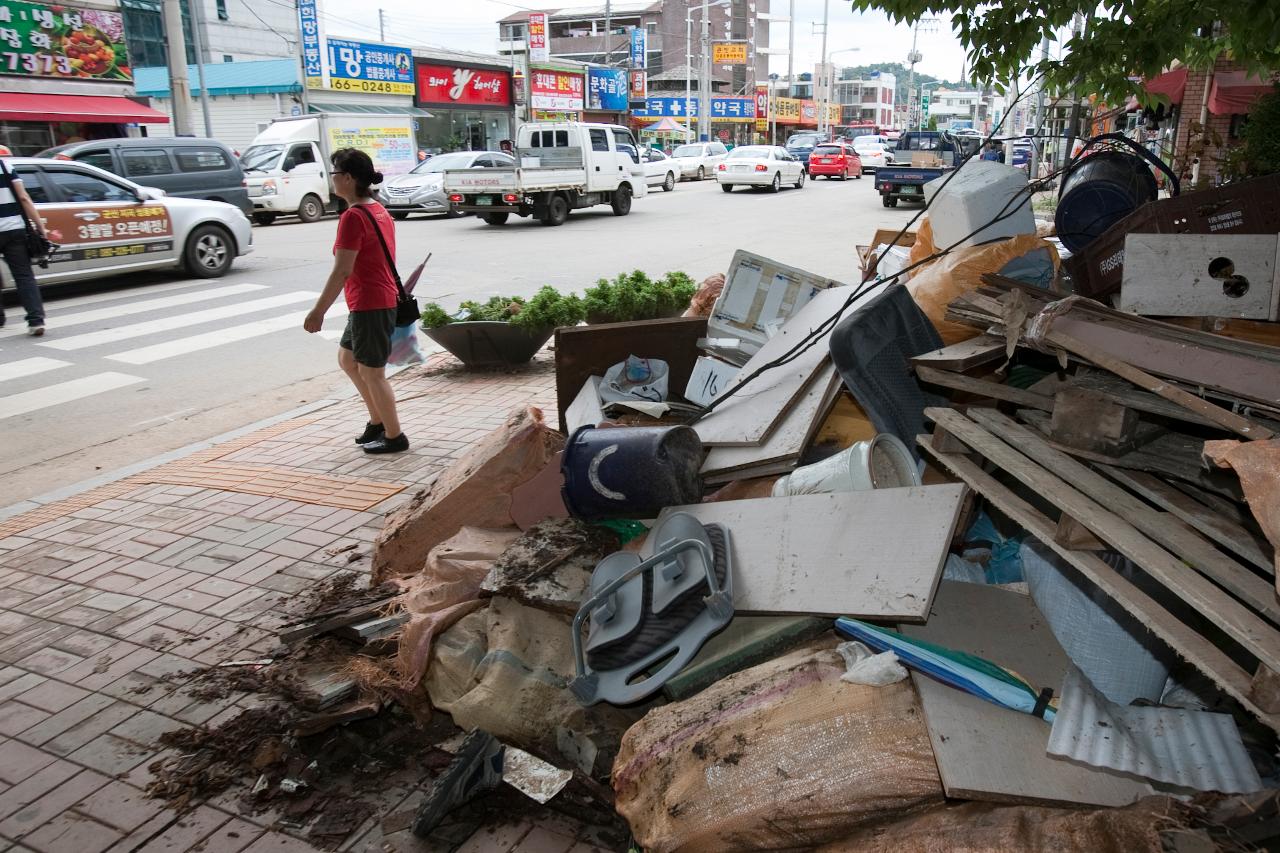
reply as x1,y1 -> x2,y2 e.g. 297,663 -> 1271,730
0,173 -> 918,505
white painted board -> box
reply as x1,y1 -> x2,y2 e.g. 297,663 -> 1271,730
1120,233 -> 1279,320
684,356 -> 741,407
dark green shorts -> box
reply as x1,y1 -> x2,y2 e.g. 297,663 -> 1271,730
339,308 -> 395,368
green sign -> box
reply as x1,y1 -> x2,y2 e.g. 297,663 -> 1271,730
921,94 -> 930,120
0,0 -> 131,81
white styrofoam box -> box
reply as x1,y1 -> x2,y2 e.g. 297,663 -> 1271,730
868,243 -> 913,280
923,160 -> 1036,250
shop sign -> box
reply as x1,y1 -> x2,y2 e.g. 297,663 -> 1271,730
530,67 -> 583,112
41,204 -> 171,245
711,42 -> 747,65
632,96 -> 755,123
773,96 -> 800,124
754,84 -> 769,131
628,69 -> 647,101
629,26 -> 647,68
414,61 -> 511,109
801,100 -> 817,123
0,0 -> 131,81
528,11 -> 548,62
298,0 -> 324,88
325,38 -> 413,95
587,67 -> 627,111
326,125 -> 416,177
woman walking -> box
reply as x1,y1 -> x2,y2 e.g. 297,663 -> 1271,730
303,148 -> 408,454
0,146 -> 49,335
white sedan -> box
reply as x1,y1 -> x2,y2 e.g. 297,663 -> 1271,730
853,140 -> 894,171
669,141 -> 728,180
640,148 -> 679,192
715,146 -> 806,193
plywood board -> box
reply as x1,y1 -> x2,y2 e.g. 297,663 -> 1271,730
1120,234 -> 1279,320
694,286 -> 869,447
901,581 -> 1155,807
911,334 -> 1006,372
645,484 -> 966,620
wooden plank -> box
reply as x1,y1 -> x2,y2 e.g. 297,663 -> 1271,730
1158,316 -> 1280,349
1119,234 -> 1279,320
901,581 -> 1155,807
1049,387 -> 1144,455
1054,513 -> 1107,550
644,484 -> 967,620
914,365 -> 1053,411
925,407 -> 1280,674
910,334 -> 1006,372
966,408 -> 1280,623
693,285 -> 879,447
1098,466 -> 1275,575
916,433 -> 1280,732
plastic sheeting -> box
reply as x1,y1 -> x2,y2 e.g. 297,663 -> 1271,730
1048,667 -> 1263,794
612,642 -> 943,852
1204,438 -> 1280,579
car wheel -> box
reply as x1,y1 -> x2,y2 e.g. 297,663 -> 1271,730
697,165 -> 705,181
252,212 -> 276,226
769,172 -> 781,193
391,211 -> 409,221
663,171 -> 676,192
855,171 -> 862,180
184,224 -> 234,278
297,194 -> 324,223
721,183 -> 734,193
611,184 -> 632,216
481,213 -> 509,225
795,170 -> 805,189
541,194 -> 569,226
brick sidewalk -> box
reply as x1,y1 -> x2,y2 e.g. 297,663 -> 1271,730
0,354 -> 611,853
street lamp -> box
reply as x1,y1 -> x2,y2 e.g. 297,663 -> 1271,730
824,47 -> 860,133
685,0 -> 733,144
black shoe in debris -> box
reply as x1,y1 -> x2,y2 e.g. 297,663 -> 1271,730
354,421 -> 385,445
362,432 -> 409,454
412,730 -> 505,838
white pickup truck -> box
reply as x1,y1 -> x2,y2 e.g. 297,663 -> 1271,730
443,122 -> 648,226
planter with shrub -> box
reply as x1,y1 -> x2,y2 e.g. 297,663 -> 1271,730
582,270 -> 698,324
420,286 -> 585,367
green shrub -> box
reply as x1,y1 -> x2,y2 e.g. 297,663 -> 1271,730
420,287 -> 584,331
583,270 -> 698,323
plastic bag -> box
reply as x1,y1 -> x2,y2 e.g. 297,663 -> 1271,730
837,640 -> 908,686
388,323 -> 426,367
599,355 -> 669,404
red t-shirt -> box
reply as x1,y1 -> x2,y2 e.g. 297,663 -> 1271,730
333,201 -> 398,311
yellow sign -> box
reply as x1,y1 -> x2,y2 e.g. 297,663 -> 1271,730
773,97 -> 801,123
712,42 -> 748,64
324,77 -> 415,96
826,102 -> 842,124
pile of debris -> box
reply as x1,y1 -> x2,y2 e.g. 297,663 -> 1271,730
152,163 -> 1280,850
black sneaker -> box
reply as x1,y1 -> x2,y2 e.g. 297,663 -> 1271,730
354,421 -> 385,444
363,432 -> 409,454
412,730 -> 504,838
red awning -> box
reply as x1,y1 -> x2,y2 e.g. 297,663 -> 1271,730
1145,67 -> 1188,104
0,92 -> 170,124
1209,71 -> 1279,115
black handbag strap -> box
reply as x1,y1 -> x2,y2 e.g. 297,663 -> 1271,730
353,203 -> 407,297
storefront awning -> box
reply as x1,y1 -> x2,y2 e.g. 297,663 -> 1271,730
1209,71 -> 1278,115
308,102 -> 433,117
1145,67 -> 1188,104
0,92 -> 170,124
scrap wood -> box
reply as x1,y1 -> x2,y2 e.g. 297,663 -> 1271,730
914,365 -> 1053,411
1204,439 -> 1280,585
279,601 -> 394,646
915,431 -> 1280,732
910,333 -> 1007,372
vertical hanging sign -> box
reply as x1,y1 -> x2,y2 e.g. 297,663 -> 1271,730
297,0 -> 327,89
629,26 -> 647,69
528,11 -> 549,62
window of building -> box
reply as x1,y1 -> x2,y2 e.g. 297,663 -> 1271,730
223,54 -> 233,62
501,22 -> 526,40
121,148 -> 174,177
216,0 -> 227,19
175,147 -> 232,172
46,169 -> 136,203
121,0 -> 196,68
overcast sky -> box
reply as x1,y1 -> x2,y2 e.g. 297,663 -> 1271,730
319,0 -> 973,83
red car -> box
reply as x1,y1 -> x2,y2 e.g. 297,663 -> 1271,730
807,142 -> 863,180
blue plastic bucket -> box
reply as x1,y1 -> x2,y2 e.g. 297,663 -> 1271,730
561,425 -> 703,520
1055,150 -> 1158,252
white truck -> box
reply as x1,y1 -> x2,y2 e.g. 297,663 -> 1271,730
239,113 -> 417,225
443,122 -> 648,226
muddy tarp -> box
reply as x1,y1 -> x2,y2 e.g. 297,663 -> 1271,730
814,796 -> 1191,853
1204,438 -> 1280,579
372,407 -> 564,584
612,642 -> 943,852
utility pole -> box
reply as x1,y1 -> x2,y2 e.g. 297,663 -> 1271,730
817,0 -> 829,134
787,0 -> 794,97
162,0 -> 194,135
188,0 -> 213,138
604,1 -> 611,65
907,24 -> 920,131
378,9 -> 385,41
700,0 -> 711,142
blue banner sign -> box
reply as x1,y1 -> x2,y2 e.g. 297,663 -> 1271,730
632,96 -> 756,120
587,67 -> 628,111
325,38 -> 414,94
629,27 -> 647,69
298,0 -> 322,83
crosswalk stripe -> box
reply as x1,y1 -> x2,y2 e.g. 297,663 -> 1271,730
0,357 -> 72,383
38,292 -> 319,352
107,306 -> 352,365
0,372 -> 144,420
0,283 -> 268,339
27,279 -> 206,312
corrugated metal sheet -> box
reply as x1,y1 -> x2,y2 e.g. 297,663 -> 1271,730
133,60 -> 300,98
1047,667 -> 1262,793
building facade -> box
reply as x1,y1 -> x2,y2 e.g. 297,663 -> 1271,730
833,72 -> 896,129
122,0 -> 299,68
412,48 -> 517,153
926,88 -> 992,131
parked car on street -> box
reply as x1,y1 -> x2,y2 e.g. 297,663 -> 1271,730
382,151 -> 514,220
39,137 -> 252,218
715,145 -> 806,192
640,148 -> 679,191
0,158 -> 253,288
852,138 -> 893,171
668,141 -> 728,180
807,142 -> 863,180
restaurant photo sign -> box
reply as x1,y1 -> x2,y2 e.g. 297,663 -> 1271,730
0,0 -> 131,80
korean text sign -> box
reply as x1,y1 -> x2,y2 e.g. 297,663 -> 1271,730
297,0 -> 323,87
528,11 -> 548,62
530,67 -> 584,112
326,126 -> 416,177
629,26 -> 646,69
325,38 -> 413,95
711,42 -> 747,65
587,67 -> 627,111
0,0 -> 130,81
632,96 -> 755,122
414,62 -> 511,109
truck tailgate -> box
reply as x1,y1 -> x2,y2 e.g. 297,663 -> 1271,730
443,168 -> 519,194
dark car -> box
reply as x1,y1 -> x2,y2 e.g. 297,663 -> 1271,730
784,132 -> 829,173
38,137 -> 251,217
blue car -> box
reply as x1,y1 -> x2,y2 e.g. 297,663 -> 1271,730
785,132 -> 827,173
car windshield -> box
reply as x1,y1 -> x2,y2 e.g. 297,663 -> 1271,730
728,146 -> 770,159
786,138 -> 818,150
240,145 -> 283,172
671,145 -> 704,158
411,152 -> 474,173
813,145 -> 843,156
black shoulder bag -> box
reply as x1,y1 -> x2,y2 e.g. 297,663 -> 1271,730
0,159 -> 55,268
354,204 -> 419,327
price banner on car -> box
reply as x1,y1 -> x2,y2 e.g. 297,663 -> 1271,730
40,205 -> 172,244
0,0 -> 131,81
